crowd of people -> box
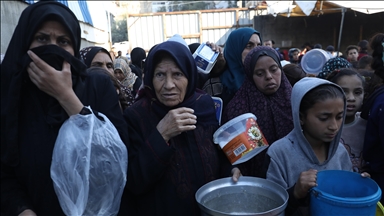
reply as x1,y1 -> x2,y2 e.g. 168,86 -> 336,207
1,1 -> 383,216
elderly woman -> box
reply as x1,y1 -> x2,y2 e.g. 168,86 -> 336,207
124,40 -> 240,215
222,46 -> 294,177
80,46 -> 134,110
0,2 -> 128,215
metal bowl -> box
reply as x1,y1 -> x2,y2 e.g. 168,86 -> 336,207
195,177 -> 288,216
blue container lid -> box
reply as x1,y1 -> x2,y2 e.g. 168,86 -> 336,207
311,170 -> 382,205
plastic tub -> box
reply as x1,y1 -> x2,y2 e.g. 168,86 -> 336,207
213,113 -> 268,165
301,48 -> 330,75
310,170 -> 382,216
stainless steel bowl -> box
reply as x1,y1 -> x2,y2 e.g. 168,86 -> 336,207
195,177 -> 288,216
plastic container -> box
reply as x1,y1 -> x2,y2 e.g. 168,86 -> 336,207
310,170 -> 382,216
213,113 -> 268,165
192,43 -> 220,74
301,48 -> 330,75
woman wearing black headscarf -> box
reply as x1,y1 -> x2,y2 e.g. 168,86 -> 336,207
123,40 -> 240,215
80,46 -> 134,110
1,2 -> 129,215
130,47 -> 146,74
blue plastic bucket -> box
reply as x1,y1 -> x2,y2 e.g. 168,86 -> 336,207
310,170 -> 382,216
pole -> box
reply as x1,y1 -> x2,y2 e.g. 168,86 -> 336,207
337,8 -> 346,57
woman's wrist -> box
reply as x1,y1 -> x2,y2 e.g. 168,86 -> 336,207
56,90 -> 84,116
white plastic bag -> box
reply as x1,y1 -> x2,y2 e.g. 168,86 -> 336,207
50,106 -> 128,216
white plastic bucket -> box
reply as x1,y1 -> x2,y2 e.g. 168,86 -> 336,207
213,113 -> 268,165
301,48 -> 330,75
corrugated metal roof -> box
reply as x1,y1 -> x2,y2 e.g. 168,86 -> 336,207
24,0 -> 94,27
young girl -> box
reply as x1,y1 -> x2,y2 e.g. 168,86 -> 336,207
327,68 -> 366,173
264,77 -> 369,215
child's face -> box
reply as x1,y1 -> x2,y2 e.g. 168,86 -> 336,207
300,97 -> 344,146
336,75 -> 364,118
347,49 -> 358,62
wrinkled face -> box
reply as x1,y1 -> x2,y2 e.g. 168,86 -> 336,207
114,69 -> 125,81
301,98 -> 344,146
292,51 -> 299,61
347,49 -> 358,62
337,75 -> 364,118
29,20 -> 74,55
252,56 -> 282,95
91,52 -> 114,74
264,40 -> 273,47
153,57 -> 188,107
241,34 -> 261,63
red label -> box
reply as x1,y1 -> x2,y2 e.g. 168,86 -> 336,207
222,118 -> 269,164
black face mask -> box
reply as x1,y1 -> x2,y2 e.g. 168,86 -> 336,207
22,44 -> 86,74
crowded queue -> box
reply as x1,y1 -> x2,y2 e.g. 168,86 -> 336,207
1,1 -> 383,216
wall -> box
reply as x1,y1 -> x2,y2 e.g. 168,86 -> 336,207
254,11 -> 384,54
1,1 -> 110,55
127,8 -> 268,53
1,1 -> 28,54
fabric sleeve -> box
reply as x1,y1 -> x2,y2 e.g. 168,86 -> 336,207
285,185 -> 310,215
363,94 -> 384,172
1,163 -> 35,215
265,154 -> 289,189
124,109 -> 175,195
84,73 -> 130,146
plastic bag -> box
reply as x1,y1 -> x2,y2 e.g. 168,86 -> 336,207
50,106 -> 128,216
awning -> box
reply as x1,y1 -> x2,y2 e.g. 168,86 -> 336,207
265,0 -> 384,17
264,0 -> 384,56
327,1 -> 384,14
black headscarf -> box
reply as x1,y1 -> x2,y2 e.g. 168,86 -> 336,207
79,46 -> 112,68
1,1 -> 86,166
138,40 -> 217,126
130,47 -> 146,68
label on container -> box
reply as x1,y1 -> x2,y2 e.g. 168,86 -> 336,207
222,118 -> 269,164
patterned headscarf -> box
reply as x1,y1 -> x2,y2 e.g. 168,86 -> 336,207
114,58 -> 138,89
317,57 -> 352,79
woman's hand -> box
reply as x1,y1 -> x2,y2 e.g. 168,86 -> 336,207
361,172 -> 371,178
205,41 -> 222,53
18,209 -> 37,216
293,169 -> 317,199
27,50 -> 83,116
27,50 -> 73,101
156,107 -> 196,142
206,41 -> 226,76
231,167 -> 242,182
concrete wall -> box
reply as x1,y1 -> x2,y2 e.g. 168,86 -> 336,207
254,11 -> 384,54
1,1 -> 28,54
1,1 -> 109,56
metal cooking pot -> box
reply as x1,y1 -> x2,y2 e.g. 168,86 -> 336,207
195,177 -> 288,216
